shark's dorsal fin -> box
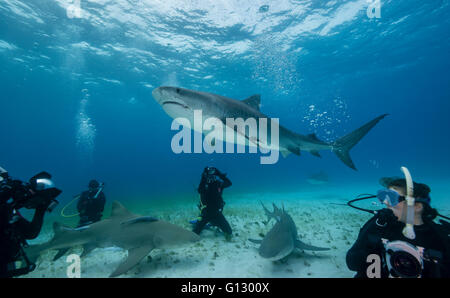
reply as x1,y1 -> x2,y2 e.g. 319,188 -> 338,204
242,95 -> 261,111
111,201 -> 133,218
121,216 -> 159,225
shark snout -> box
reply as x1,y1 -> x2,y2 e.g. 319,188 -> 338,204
152,87 -> 163,103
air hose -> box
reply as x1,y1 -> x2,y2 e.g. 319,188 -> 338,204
60,195 -> 81,218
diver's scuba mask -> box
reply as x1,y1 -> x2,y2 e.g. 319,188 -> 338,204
377,189 -> 405,207
348,167 -> 417,239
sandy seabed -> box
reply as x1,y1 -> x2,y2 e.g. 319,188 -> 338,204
22,189 -> 383,278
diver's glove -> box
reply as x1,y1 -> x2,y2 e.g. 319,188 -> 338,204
375,208 -> 398,227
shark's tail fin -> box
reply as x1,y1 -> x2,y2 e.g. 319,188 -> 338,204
332,114 -> 388,170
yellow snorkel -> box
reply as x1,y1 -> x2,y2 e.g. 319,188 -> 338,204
401,166 -> 416,240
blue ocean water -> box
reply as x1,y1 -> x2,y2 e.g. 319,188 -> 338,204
0,0 -> 449,208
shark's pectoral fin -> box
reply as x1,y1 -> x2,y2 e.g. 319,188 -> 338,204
109,245 -> 154,278
295,239 -> 330,251
80,243 -> 97,258
280,146 -> 301,158
281,150 -> 291,158
248,239 -> 263,244
310,150 -> 321,158
288,146 -> 301,156
52,248 -> 71,261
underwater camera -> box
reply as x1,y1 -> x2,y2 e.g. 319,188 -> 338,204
383,240 -> 424,278
382,239 -> 444,278
11,171 -> 61,212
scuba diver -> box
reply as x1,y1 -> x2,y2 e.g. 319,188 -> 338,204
192,167 -> 233,241
76,179 -> 106,227
0,167 -> 61,278
346,167 -> 450,278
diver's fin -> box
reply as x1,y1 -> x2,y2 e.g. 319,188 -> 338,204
295,239 -> 330,251
242,95 -> 261,111
109,245 -> 154,277
332,114 -> 388,170
310,150 -> 321,158
52,248 -> 71,261
248,239 -> 263,244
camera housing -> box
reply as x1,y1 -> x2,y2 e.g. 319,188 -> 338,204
2,171 -> 61,212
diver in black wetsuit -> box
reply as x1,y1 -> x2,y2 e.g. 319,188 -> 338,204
346,177 -> 450,278
77,180 -> 106,227
193,167 -> 233,240
0,168 -> 61,278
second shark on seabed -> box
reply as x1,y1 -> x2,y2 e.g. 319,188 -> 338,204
25,201 -> 200,277
249,203 -> 330,261
152,86 -> 387,170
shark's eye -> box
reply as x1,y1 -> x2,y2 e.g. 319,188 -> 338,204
176,88 -> 181,94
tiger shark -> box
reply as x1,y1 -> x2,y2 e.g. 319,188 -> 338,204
25,201 -> 200,277
152,86 -> 387,170
249,202 -> 330,261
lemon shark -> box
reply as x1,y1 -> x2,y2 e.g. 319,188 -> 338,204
249,203 -> 330,261
152,86 -> 387,170
25,201 -> 200,277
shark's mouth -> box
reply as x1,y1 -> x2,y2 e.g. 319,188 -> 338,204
162,101 -> 190,110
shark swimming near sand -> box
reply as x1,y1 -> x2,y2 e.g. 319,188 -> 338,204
152,86 -> 387,170
249,203 -> 330,261
306,171 -> 329,185
26,201 -> 200,277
